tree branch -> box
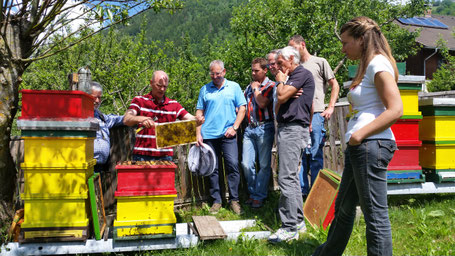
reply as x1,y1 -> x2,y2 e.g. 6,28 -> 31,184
333,56 -> 346,74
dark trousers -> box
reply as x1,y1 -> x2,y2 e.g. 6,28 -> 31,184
204,136 -> 240,204
314,139 -> 396,256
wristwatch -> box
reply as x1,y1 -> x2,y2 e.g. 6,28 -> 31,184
233,126 -> 238,132
253,88 -> 259,92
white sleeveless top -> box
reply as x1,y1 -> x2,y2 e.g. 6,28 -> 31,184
345,54 -> 396,142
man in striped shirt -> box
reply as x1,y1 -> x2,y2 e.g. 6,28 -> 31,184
241,58 -> 275,209
124,70 -> 199,161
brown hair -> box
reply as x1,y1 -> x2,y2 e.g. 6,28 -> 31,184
289,35 -> 306,45
340,16 -> 398,89
252,57 -> 268,70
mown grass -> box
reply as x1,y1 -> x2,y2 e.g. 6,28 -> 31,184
107,192 -> 455,256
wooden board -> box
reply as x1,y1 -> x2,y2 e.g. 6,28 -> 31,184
192,216 -> 227,240
304,169 -> 341,228
88,173 -> 106,240
155,120 -> 197,148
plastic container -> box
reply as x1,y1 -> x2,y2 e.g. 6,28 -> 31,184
20,90 -> 94,119
115,194 -> 177,223
21,160 -> 95,198
391,118 -> 421,143
21,194 -> 89,228
419,116 -> 455,141
23,137 -> 94,165
116,163 -> 177,193
420,141 -> 455,169
388,140 -> 422,171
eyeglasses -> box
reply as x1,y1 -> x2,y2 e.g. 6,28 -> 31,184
210,72 -> 223,76
267,63 -> 277,68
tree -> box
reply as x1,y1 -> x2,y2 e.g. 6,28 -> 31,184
426,38 -> 455,92
225,0 -> 426,89
0,0 -> 182,224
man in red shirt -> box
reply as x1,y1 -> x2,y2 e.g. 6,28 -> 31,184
124,70 -> 200,161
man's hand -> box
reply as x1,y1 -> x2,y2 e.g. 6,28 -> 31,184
292,88 -> 303,99
196,115 -> 205,126
276,70 -> 288,83
251,81 -> 260,90
224,127 -> 236,138
196,133 -> 204,146
321,106 -> 335,120
140,117 -> 155,128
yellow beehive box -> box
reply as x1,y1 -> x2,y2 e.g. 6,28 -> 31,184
419,116 -> 455,141
22,160 -> 95,198
21,194 -> 89,228
400,89 -> 421,116
114,220 -> 175,238
420,142 -> 455,169
21,227 -> 88,240
115,194 -> 177,222
23,136 -> 94,165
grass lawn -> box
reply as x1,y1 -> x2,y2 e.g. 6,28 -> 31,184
133,192 -> 455,256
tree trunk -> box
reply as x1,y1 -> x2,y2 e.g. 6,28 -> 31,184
0,20 -> 28,225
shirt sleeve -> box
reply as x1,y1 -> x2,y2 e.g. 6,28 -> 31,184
234,84 -> 247,107
104,114 -> 124,129
370,55 -> 395,79
322,58 -> 335,82
196,86 -> 205,110
128,96 -> 141,113
176,104 -> 189,119
261,82 -> 275,102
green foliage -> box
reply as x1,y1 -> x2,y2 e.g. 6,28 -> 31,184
432,0 -> 455,16
225,0 -> 426,89
426,38 -> 455,92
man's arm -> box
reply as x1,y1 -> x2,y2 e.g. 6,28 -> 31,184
123,109 -> 154,128
321,78 -> 340,119
224,105 -> 246,138
251,81 -> 271,109
275,70 -> 298,104
195,109 -> 204,146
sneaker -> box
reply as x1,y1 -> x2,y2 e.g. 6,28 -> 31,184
297,220 -> 307,233
245,198 -> 254,205
251,199 -> 263,208
230,201 -> 243,215
268,228 -> 299,243
209,203 -> 222,214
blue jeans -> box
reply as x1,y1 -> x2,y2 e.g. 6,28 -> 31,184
300,113 -> 325,195
132,154 -> 173,161
204,136 -> 240,203
241,122 -> 275,201
313,139 -> 396,256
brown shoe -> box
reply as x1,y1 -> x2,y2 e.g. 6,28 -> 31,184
230,201 -> 243,215
209,203 -> 222,214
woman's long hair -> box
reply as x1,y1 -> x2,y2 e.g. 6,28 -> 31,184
341,16 -> 399,89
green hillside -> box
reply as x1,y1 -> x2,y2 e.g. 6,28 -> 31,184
117,0 -> 245,47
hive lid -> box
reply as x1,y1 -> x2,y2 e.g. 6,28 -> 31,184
17,118 -> 99,131
419,98 -> 455,107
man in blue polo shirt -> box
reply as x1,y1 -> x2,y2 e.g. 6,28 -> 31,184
196,60 -> 247,215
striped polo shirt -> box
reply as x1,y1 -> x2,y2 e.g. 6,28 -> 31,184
244,77 -> 275,124
129,93 -> 188,157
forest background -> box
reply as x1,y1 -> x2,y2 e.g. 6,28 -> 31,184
20,0 -> 443,121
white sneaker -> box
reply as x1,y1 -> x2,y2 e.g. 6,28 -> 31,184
297,220 -> 307,233
268,228 -> 299,243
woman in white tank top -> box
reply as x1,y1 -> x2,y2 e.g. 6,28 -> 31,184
313,16 -> 403,256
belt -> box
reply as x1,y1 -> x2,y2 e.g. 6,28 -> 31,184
248,120 -> 272,128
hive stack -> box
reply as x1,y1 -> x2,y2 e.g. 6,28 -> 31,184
419,98 -> 455,183
18,89 -> 97,242
113,161 -> 178,240
387,76 -> 426,183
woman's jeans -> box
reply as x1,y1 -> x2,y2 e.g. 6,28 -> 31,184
314,139 -> 397,256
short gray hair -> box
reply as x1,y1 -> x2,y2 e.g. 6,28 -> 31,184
276,46 -> 301,65
209,60 -> 224,70
266,50 -> 278,60
151,70 -> 169,84
90,81 -> 102,93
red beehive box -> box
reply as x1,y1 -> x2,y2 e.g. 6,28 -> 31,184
20,90 -> 94,119
388,140 -> 422,171
116,162 -> 177,195
391,118 -> 421,144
